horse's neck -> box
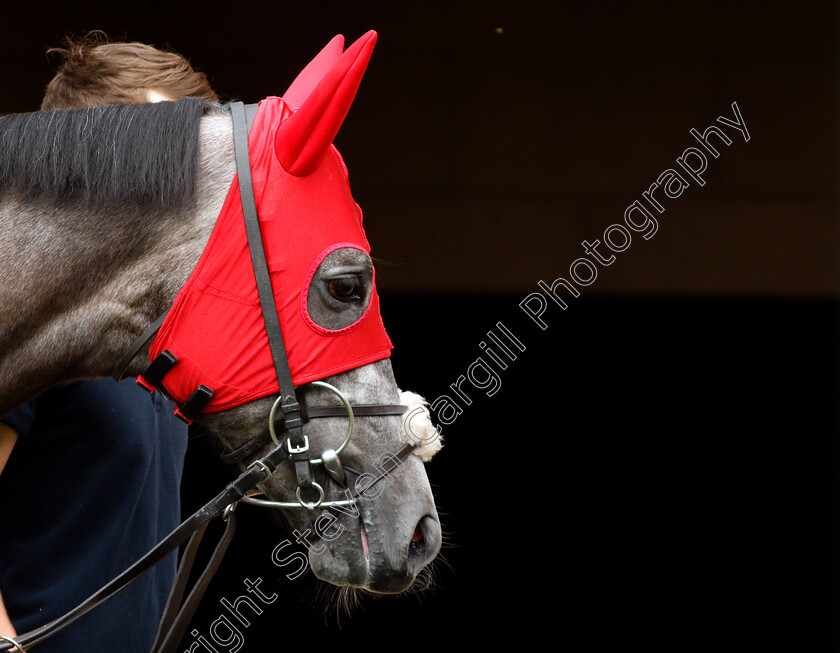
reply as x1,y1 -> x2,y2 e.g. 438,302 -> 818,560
0,113 -> 235,415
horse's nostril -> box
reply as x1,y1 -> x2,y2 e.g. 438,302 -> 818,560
405,515 -> 440,580
411,523 -> 424,545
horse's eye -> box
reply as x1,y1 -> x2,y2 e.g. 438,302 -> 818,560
328,277 -> 360,300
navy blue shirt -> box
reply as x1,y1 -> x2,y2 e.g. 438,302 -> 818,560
0,378 -> 188,653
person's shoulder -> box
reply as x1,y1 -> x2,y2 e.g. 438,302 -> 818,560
55,378 -> 176,430
0,397 -> 37,439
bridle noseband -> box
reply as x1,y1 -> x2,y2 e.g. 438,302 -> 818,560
233,379 -> 411,510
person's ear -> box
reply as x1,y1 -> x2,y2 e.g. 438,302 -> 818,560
146,89 -> 173,103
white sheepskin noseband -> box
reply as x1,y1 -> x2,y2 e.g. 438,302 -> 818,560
398,390 -> 443,462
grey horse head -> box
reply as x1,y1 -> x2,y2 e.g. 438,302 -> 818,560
0,32 -> 443,598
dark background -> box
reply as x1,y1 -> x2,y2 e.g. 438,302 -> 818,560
0,1 -> 837,650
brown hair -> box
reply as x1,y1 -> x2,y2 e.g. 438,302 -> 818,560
41,32 -> 219,110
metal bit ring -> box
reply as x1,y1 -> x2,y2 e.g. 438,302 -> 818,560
295,482 -> 325,510
268,381 -> 354,462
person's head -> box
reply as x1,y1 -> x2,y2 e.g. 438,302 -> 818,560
41,32 -> 219,110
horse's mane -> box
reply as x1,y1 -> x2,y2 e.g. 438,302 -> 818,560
0,97 -> 215,209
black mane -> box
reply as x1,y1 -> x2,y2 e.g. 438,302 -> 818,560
0,97 -> 212,209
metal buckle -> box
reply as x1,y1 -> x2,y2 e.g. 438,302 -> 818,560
286,434 -> 310,455
247,459 -> 273,480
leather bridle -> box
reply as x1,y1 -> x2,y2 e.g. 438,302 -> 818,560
203,101 -> 414,512
0,101 -> 419,652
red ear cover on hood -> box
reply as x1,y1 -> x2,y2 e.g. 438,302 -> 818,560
274,30 -> 377,176
282,34 -> 346,110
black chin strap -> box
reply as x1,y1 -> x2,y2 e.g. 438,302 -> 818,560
111,311 -> 168,381
229,101 -> 313,490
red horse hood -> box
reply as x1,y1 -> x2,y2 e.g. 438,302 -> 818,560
147,33 -> 392,413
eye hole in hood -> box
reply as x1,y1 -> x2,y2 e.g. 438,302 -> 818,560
304,245 -> 374,333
